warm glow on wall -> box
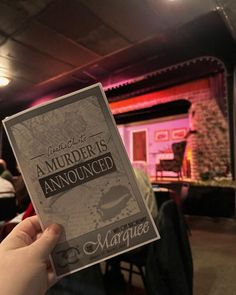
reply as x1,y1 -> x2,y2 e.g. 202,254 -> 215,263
30,95 -> 55,107
186,148 -> 192,161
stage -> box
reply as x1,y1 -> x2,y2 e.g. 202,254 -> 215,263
152,180 -> 235,218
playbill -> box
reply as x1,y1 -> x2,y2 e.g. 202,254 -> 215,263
3,83 -> 159,277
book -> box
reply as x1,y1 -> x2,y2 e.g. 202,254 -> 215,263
3,83 -> 160,278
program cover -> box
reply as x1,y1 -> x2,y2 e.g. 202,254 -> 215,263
3,83 -> 159,278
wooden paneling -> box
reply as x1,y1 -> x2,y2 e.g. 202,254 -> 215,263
14,22 -> 100,66
0,33 -> 6,46
0,40 -> 74,77
77,24 -> 130,56
0,2 -> 27,35
0,78 -> 34,108
0,0 -> 53,17
38,0 -> 129,55
0,55 -> 46,83
81,0 -> 165,42
97,45 -> 144,73
0,0 -> 235,116
39,0 -> 102,40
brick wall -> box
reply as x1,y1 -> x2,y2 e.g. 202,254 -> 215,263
190,94 -> 230,180
143,77 -> 231,181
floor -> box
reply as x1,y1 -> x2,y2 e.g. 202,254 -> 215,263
116,216 -> 236,295
188,216 -> 236,295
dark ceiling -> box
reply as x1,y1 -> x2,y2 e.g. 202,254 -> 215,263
0,0 -> 236,118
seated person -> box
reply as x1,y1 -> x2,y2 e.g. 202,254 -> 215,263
0,175 -> 16,221
104,167 -> 158,293
134,167 -> 158,219
0,159 -> 13,184
0,176 -> 15,198
14,175 -> 31,213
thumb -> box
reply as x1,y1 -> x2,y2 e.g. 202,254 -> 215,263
31,224 -> 62,259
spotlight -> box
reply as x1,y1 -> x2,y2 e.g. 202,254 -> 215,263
0,76 -> 11,87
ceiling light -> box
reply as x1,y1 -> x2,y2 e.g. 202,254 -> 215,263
0,76 -> 11,87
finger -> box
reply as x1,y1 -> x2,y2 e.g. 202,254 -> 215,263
1,216 -> 42,249
30,223 -> 62,259
47,260 -> 59,289
47,268 -> 58,288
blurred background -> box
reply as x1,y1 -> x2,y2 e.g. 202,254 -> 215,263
0,1 -> 236,294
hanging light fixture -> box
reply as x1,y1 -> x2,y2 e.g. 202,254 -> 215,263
0,76 -> 11,87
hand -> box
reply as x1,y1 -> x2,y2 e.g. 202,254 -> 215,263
0,215 -> 62,295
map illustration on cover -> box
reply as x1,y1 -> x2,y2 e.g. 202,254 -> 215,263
3,83 -> 159,277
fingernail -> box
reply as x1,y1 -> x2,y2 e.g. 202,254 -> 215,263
46,223 -> 62,235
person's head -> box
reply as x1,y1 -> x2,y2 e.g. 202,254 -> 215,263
0,159 -> 7,169
0,159 -> 7,174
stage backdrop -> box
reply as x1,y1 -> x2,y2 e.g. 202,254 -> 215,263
118,114 -> 190,179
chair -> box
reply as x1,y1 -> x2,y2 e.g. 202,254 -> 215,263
156,141 -> 187,180
120,246 -> 149,289
105,245 -> 149,291
105,200 -> 193,295
145,200 -> 193,295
